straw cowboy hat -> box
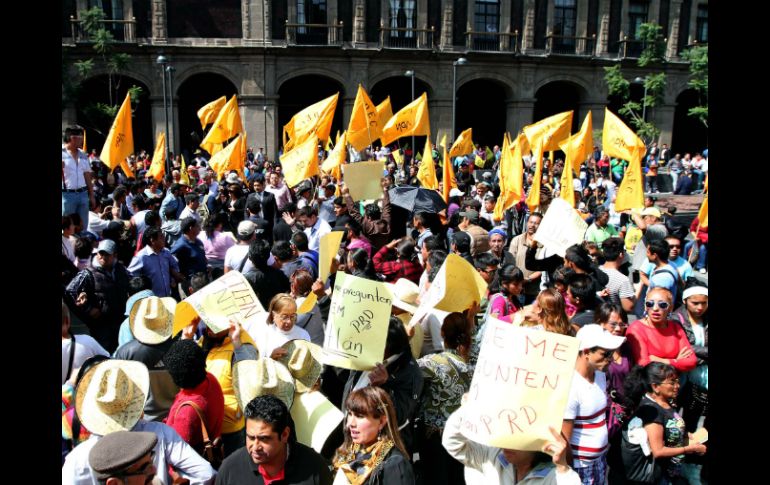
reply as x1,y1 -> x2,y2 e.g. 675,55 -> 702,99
277,340 -> 323,393
385,278 -> 420,315
75,360 -> 150,436
233,358 -> 295,411
129,296 -> 177,345
394,312 -> 424,360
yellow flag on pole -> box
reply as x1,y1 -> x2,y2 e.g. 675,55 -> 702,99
523,111 -> 574,151
376,97 -> 393,130
380,92 -> 431,146
82,129 -> 87,153
200,95 -> 243,155
284,93 -> 339,151
392,148 -> 403,166
120,159 -> 135,179
559,111 -> 593,175
417,134 -> 438,189
180,154 -> 190,186
449,128 -> 474,158
347,85 -> 381,152
197,95 -> 227,129
493,132 -> 526,221
442,143 -> 457,203
147,133 -> 166,183
100,92 -> 134,171
280,134 -> 320,188
525,137 -> 546,210
696,196 -> 708,229
603,109 -> 646,211
209,134 -> 245,180
322,131 -> 347,182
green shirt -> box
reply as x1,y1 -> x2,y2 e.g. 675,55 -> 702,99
585,222 -> 618,247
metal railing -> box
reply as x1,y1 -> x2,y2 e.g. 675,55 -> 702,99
546,34 -> 596,56
69,16 -> 137,42
285,21 -> 343,46
464,30 -> 519,53
379,26 -> 435,49
617,37 -> 645,58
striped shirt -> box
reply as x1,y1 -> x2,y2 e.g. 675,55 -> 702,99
564,370 -> 609,467
599,266 -> 635,308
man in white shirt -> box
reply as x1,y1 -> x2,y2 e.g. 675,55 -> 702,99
297,206 -> 331,252
62,126 -> 96,226
562,325 -> 625,485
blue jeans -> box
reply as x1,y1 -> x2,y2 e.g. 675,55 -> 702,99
670,170 -> 681,189
62,191 -> 89,227
685,240 -> 707,270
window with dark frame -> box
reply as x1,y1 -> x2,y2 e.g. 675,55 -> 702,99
389,0 -> 417,40
296,0 -> 327,43
474,0 -> 500,50
696,4 -> 708,43
627,0 -> 649,57
553,0 -> 577,53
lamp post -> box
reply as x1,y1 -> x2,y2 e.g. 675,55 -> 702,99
156,55 -> 171,174
633,76 -> 648,123
452,57 -> 468,142
166,65 -> 176,156
404,70 -> 415,162
263,105 -> 268,163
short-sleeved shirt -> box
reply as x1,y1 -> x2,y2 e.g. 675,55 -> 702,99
62,147 -> 91,190
585,223 -> 619,247
599,267 -> 635,307
635,395 -> 687,478
564,371 -> 609,467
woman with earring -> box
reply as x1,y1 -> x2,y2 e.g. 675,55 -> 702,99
333,386 -> 415,485
625,287 -> 696,373
622,363 -> 706,485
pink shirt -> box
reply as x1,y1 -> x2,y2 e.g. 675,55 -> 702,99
266,182 -> 292,210
197,230 -> 236,261
347,237 -> 372,258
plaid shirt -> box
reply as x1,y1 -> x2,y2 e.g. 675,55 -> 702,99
372,245 -> 423,284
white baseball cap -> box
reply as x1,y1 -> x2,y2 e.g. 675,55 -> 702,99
576,324 -> 626,351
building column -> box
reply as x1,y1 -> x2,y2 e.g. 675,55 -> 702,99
649,0 -> 661,26
522,0 -> 537,51
151,0 -> 167,42
243,0 -> 269,44
150,96 -> 167,143
500,0 -> 512,50
509,100 -> 536,135
440,0 -> 453,50
546,0 -> 555,47
653,104 -> 676,146
353,0 -> 366,46
430,97 -> 454,144
687,0 -> 699,45
576,0 -> 590,54
596,0 -> 610,56
665,0 -> 683,59
580,102 -> 607,136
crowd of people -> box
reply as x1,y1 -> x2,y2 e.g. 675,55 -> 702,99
62,124 -> 709,485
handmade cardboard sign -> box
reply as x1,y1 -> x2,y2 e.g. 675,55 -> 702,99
322,272 -> 393,370
533,197 -> 588,257
319,231 -> 344,283
173,271 -> 265,335
460,318 -> 579,450
342,161 -> 385,201
291,391 -> 345,453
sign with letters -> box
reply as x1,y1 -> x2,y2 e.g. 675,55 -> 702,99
533,197 -> 588,257
460,318 -> 579,450
322,272 -> 393,370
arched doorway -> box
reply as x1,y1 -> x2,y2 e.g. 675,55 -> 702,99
672,89 -> 708,155
371,76 -> 432,153
75,75 -> 153,156
456,79 -> 509,149
177,72 -> 238,156
278,75 -> 345,151
534,81 -> 583,160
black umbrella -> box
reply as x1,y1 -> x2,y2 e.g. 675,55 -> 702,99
388,186 -> 448,214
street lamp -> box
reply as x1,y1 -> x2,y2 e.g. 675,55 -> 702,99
263,105 -> 268,162
404,70 -> 415,163
633,76 -> 648,122
452,57 -> 468,142
166,65 -> 176,156
156,55 -> 171,174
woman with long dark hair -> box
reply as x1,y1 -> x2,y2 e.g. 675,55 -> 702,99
373,238 -> 423,284
487,264 -> 524,322
347,247 -> 379,281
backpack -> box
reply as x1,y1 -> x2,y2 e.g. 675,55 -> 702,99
649,265 -> 684,306
197,194 -> 212,228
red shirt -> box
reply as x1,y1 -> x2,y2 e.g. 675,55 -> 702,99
626,319 -> 696,372
258,465 -> 285,485
372,245 -> 424,284
165,373 -> 225,449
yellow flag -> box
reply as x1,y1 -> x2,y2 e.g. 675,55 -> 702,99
284,93 -> 339,151
210,134 -> 245,180
603,109 -> 646,211
376,97 -> 393,130
474,154 -> 486,168
559,112 -> 593,175
380,92 -> 431,146
523,111 -> 573,151
322,131 -> 347,182
525,138 -> 546,209
99,92 -> 134,170
493,132 -> 526,221
82,129 -> 87,153
147,133 -> 166,183
280,134 -> 320,188
197,95 -> 227,129
392,148 -> 403,166
442,143 -> 458,203
696,196 -> 708,229
347,85 -> 380,151
558,154 -> 575,208
120,159 -> 135,179
180,154 -> 190,186
703,174 -> 708,193
449,128 -> 474,158
417,135 -> 438,189
201,95 -> 243,154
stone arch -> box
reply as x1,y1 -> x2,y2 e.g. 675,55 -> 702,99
456,72 -> 515,101
368,70 -> 437,99
174,65 -> 241,96
456,77 -> 512,148
533,80 -> 585,133
533,74 -> 591,101
276,67 -> 347,94
277,74 -> 346,147
177,72 -> 240,154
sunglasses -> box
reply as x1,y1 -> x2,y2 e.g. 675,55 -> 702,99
645,300 -> 670,310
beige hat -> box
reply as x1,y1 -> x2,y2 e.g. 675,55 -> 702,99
395,312 -> 424,360
233,358 -> 295,411
75,360 -> 150,436
385,279 -> 420,314
129,296 -> 176,345
277,340 -> 323,393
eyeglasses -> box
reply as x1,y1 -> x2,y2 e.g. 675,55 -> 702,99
661,379 -> 681,386
644,300 -> 670,310
606,321 -> 628,329
668,244 -> 681,249
117,451 -> 155,477
274,313 -> 297,323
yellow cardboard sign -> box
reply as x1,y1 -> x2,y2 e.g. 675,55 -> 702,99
290,391 -> 345,453
319,231 -> 344,283
322,272 -> 393,370
461,318 -> 579,450
409,253 -> 487,328
532,197 -> 588,257
173,271 -> 266,335
342,161 -> 385,201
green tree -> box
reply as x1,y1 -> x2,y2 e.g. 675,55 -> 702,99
604,23 -> 667,145
681,45 -> 708,128
63,7 -> 142,136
